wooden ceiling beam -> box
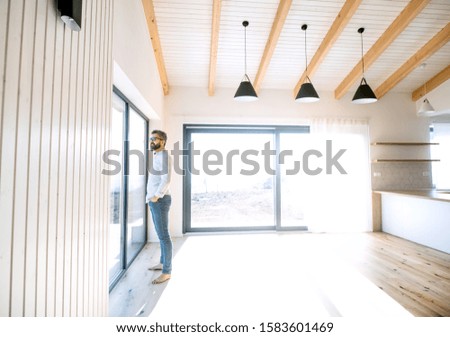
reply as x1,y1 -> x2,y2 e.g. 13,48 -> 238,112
412,65 -> 450,102
293,0 -> 362,97
208,0 -> 222,96
334,0 -> 430,100
253,0 -> 292,93
142,0 -> 169,95
376,23 -> 450,99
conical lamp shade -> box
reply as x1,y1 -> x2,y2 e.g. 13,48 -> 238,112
234,75 -> 258,102
295,78 -> 320,103
352,77 -> 377,104
417,98 -> 435,116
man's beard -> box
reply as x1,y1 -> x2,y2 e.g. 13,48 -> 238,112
150,142 -> 161,151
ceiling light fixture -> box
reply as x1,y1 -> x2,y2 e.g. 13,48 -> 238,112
352,27 -> 377,104
417,82 -> 435,116
234,21 -> 258,102
295,24 -> 319,103
417,98 -> 435,115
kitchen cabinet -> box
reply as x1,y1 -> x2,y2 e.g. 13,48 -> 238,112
374,190 -> 450,254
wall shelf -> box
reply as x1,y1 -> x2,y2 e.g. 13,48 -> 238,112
371,142 -> 439,146
371,142 -> 439,163
372,159 -> 440,163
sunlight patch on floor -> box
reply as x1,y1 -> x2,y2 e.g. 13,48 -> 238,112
149,233 -> 412,320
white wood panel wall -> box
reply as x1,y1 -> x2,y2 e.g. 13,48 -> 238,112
0,0 -> 113,317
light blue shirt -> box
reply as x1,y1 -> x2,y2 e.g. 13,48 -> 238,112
146,150 -> 172,202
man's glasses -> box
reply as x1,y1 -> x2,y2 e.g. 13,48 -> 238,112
150,136 -> 162,142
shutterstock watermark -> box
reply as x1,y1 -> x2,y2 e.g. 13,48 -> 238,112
102,140 -> 347,176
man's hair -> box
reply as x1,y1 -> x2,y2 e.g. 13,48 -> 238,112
151,129 -> 167,143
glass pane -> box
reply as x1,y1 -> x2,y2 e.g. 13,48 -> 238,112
190,132 -> 275,229
126,109 -> 147,264
431,123 -> 450,189
279,133 -> 309,228
109,93 -> 125,284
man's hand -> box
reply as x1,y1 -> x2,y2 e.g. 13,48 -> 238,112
150,196 -> 159,203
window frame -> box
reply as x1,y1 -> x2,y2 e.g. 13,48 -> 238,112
182,124 -> 310,233
109,86 -> 149,291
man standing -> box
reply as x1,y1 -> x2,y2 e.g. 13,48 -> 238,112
146,130 -> 173,284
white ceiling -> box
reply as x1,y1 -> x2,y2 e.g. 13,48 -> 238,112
152,0 -> 450,96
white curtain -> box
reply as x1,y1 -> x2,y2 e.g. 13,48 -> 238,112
301,118 -> 372,232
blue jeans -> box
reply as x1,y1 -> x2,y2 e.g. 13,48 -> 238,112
149,195 -> 172,274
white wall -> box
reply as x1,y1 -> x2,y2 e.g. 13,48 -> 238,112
113,0 -> 164,126
112,0 -> 167,243
164,86 -> 431,237
0,0 -> 112,316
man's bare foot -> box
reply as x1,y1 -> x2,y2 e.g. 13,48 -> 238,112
152,273 -> 171,284
148,263 -> 163,271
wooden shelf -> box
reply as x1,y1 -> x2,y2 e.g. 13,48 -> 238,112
371,142 -> 440,163
372,159 -> 440,163
371,142 -> 439,146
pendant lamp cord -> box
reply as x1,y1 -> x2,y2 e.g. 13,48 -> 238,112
304,27 -> 308,75
244,25 -> 247,75
360,30 -> 365,76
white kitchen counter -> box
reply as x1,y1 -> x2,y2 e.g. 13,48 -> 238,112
373,189 -> 450,203
373,190 -> 450,254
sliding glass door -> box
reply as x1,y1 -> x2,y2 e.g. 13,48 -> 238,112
109,93 -> 125,285
189,131 -> 275,230
126,108 -> 148,265
279,132 -> 310,228
108,89 -> 148,289
183,126 -> 309,232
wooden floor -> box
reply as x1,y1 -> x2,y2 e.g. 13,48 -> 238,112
109,232 -> 450,317
338,232 -> 450,316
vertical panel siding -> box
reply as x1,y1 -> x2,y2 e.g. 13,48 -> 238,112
35,0 -> 56,317
24,0 -> 47,317
0,0 -> 113,317
85,0 -> 94,316
0,0 -> 8,147
20,0 -> 38,317
63,11 -> 77,317
78,0 -> 90,316
12,0 -> 34,317
0,0 -> 23,317
93,0 -> 103,317
72,0 -> 87,316
103,0 -> 114,314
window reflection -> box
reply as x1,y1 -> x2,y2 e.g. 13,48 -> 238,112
109,92 -> 125,285
126,109 -> 147,264
430,123 -> 450,190
109,90 -> 148,289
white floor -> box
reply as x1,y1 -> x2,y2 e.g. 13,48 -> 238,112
109,232 -> 412,319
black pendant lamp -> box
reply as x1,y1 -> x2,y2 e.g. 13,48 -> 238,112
295,24 -> 319,103
234,21 -> 258,102
352,27 -> 377,104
